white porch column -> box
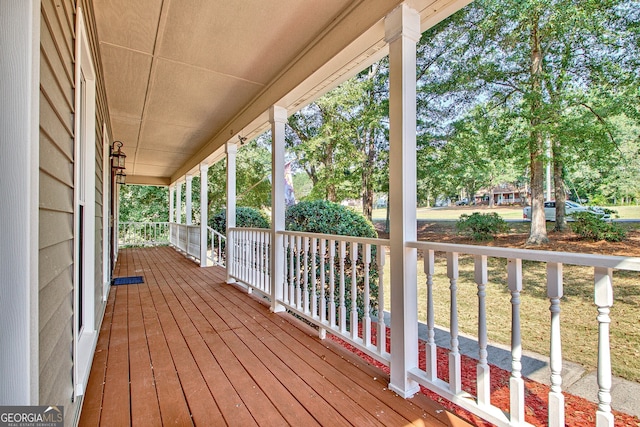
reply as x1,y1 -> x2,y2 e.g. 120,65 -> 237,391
169,184 -> 175,223
270,105 -> 287,313
176,180 -> 183,224
226,142 -> 237,283
200,163 -> 209,267
185,174 -> 193,225
385,4 -> 420,398
0,0 -> 39,404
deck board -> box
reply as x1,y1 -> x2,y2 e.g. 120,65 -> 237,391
80,246 -> 471,427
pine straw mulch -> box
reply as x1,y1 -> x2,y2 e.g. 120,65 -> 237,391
330,328 -> 640,427
375,220 -> 640,257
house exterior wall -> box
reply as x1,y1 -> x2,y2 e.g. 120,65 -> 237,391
38,0 -> 111,424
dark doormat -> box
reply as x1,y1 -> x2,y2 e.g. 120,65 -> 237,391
112,276 -> 144,286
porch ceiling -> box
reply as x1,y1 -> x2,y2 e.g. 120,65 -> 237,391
93,0 -> 471,185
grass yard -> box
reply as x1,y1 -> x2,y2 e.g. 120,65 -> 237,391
378,221 -> 640,383
372,204 -> 640,221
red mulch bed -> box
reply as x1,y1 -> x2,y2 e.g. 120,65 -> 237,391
329,327 -> 640,427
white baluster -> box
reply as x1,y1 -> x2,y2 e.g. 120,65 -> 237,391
377,245 -> 386,355
303,236 -> 310,314
320,239 -> 327,323
425,249 -> 437,381
259,232 -> 265,291
351,242 -> 359,340
547,262 -> 564,427
329,239 -> 336,328
296,235 -> 302,309
595,267 -> 614,427
475,255 -> 490,405
252,231 -> 258,289
339,240 -> 347,333
508,258 -> 524,425
447,252 -> 461,394
289,235 -> 295,304
363,244 -> 372,347
311,238 -> 318,319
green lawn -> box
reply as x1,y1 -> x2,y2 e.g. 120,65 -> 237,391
381,252 -> 640,383
372,205 -> 640,221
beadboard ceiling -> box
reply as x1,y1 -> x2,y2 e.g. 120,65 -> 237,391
93,0 -> 471,185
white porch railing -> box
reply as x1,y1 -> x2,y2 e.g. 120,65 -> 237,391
207,226 -> 226,267
228,228 -> 271,294
406,241 -> 640,427
225,229 -> 640,427
118,222 -> 169,247
169,223 -> 201,261
168,223 -> 226,266
228,228 -> 391,366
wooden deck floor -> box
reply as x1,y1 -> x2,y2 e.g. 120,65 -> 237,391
78,246 -> 470,427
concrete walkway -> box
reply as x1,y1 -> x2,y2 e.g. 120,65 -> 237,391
383,313 -> 640,418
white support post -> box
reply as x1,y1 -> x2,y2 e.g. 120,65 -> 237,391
175,180 -> 183,248
385,4 -> 420,399
199,164 -> 209,267
169,184 -> 175,223
270,105 -> 287,313
185,174 -> 193,225
176,180 -> 182,224
226,142 -> 237,283
0,0 -> 40,404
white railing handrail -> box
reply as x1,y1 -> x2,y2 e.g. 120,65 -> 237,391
407,240 -> 640,271
208,226 -> 226,238
279,230 -> 390,247
228,226 -> 269,232
118,221 -> 170,247
120,221 -> 170,226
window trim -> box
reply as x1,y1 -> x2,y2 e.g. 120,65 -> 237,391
73,6 -> 97,398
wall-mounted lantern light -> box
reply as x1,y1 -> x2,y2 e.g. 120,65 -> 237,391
110,140 -> 126,170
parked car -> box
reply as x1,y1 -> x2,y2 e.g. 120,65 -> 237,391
523,200 -> 611,222
455,198 -> 469,206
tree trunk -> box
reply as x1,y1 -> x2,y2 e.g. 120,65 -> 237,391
553,138 -> 567,231
361,130 -> 376,221
526,13 -> 549,245
327,184 -> 337,202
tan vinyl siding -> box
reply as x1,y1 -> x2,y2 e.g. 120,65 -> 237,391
38,0 -> 76,419
39,0 -> 112,424
94,122 -> 104,312
38,0 -> 109,426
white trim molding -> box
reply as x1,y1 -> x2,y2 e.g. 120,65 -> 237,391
0,0 -> 40,405
102,123 -> 111,302
73,6 -> 98,398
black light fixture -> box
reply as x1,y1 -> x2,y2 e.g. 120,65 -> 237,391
115,171 -> 126,185
110,140 -> 126,170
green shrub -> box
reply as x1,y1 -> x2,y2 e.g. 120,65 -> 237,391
209,206 -> 270,234
571,212 -> 626,242
285,200 -> 378,321
285,199 -> 377,238
456,212 -> 509,241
